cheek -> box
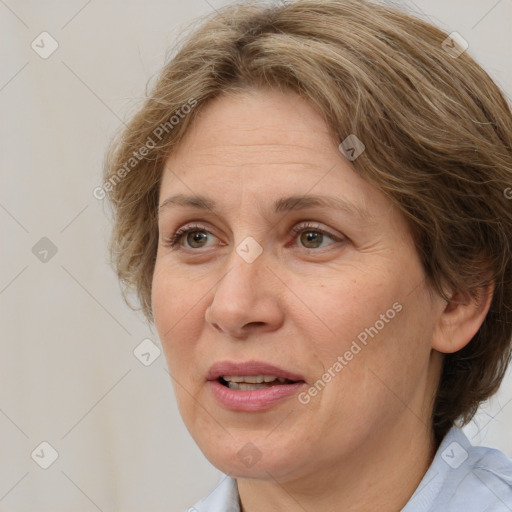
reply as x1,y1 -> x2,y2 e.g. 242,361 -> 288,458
152,270 -> 206,419
151,266 -> 201,371
152,260 -> 199,331
306,269 -> 432,394
304,276 -> 395,350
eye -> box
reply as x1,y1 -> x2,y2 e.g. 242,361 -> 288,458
162,222 -> 343,251
288,222 -> 342,249
162,223 -> 215,249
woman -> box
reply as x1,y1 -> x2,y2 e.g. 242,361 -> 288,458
103,0 -> 512,510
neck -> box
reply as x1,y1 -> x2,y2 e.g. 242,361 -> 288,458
236,417 -> 438,512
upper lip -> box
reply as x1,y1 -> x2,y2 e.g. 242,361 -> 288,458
207,360 -> 306,383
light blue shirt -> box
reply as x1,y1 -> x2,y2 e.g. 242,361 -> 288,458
186,426 -> 512,511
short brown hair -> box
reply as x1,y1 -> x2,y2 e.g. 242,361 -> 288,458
103,0 -> 512,443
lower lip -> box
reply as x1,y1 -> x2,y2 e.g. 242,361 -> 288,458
207,380 -> 306,412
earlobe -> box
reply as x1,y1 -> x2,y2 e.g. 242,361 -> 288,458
431,280 -> 494,354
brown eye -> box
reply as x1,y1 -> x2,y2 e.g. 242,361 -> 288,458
185,231 -> 209,248
164,224 -> 214,249
300,230 -> 325,249
290,222 -> 342,250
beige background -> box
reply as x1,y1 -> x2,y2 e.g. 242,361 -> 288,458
1,0 -> 511,511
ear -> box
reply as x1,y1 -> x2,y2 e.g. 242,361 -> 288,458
431,278 -> 494,354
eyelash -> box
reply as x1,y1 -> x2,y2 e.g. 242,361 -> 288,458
162,222 -> 343,251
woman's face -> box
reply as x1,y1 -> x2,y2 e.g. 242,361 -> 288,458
152,87 -> 446,482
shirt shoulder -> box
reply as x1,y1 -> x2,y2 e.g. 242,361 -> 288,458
403,426 -> 512,511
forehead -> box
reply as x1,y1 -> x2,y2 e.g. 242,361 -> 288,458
158,88 -> 396,228
162,88 -> 348,187
168,87 -> 337,161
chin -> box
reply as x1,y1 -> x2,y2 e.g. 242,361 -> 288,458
192,429 -> 305,480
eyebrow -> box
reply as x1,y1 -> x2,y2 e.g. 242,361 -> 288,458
158,193 -> 375,223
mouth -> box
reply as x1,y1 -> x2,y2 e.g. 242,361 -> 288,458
217,375 -> 300,391
206,360 -> 307,411
207,360 -> 306,385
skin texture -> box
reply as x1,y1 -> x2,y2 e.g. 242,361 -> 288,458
151,87 -> 494,512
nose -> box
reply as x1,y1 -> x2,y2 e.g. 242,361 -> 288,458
205,250 -> 284,339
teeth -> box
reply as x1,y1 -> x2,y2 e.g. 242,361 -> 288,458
222,375 -> 286,384
221,375 -> 293,390
227,382 -> 276,390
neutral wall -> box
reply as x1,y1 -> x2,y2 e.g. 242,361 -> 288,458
1,1 -> 511,511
